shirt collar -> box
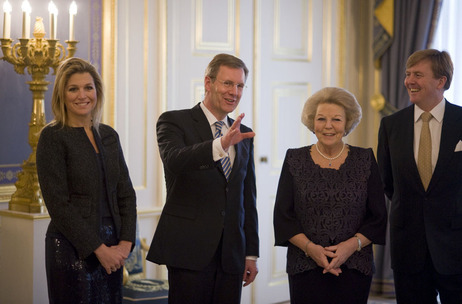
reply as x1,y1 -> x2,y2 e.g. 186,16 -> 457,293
414,98 -> 445,123
200,102 -> 229,128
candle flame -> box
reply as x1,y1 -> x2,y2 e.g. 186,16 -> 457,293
22,0 -> 31,13
48,1 -> 58,15
3,1 -> 12,13
69,1 -> 77,15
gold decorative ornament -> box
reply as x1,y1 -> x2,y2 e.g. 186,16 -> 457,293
370,93 -> 386,111
1,2 -> 78,213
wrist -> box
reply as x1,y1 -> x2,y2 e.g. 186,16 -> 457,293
220,137 -> 230,151
304,240 -> 312,257
354,234 -> 362,252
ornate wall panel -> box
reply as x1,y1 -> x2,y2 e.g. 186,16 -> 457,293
273,0 -> 312,61
108,0 -> 168,279
192,78 -> 205,108
270,82 -> 311,170
194,0 -> 237,53
110,0 -> 167,211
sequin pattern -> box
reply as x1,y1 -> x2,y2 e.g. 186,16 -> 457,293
46,222 -> 122,304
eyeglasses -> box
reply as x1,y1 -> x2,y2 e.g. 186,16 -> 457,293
214,79 -> 246,91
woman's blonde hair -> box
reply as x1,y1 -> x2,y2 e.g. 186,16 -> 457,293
301,87 -> 362,136
50,57 -> 104,130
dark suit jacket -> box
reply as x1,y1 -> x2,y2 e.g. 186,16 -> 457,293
36,123 -> 137,259
377,101 -> 462,275
147,103 -> 259,274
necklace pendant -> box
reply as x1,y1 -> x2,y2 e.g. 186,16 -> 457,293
315,143 -> 346,167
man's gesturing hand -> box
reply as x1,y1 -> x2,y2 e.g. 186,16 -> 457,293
220,113 -> 255,151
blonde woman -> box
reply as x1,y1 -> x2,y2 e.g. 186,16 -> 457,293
36,57 -> 137,304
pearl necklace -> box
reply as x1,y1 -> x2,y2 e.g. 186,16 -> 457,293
315,143 -> 345,167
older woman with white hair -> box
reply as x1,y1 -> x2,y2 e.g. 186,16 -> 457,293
273,87 -> 387,304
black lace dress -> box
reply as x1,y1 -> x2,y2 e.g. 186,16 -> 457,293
274,145 -> 387,277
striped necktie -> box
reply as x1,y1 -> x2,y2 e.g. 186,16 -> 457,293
214,121 -> 232,180
417,112 -> 432,190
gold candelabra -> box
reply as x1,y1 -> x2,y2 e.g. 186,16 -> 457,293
1,15 -> 78,213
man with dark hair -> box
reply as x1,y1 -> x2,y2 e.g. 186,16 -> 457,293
147,53 -> 259,304
378,49 -> 462,303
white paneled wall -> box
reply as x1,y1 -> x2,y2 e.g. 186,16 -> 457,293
103,0 -> 168,279
106,1 -> 363,303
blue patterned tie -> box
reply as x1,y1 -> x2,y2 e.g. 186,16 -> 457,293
214,121 -> 232,180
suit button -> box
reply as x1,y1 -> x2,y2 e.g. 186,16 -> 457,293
221,211 -> 226,216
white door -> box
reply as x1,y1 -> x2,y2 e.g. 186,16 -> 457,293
166,1 -> 335,303
252,1 -> 333,303
165,2 -> 256,302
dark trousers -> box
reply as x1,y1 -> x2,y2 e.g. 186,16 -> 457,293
288,266 -> 372,304
394,251 -> 462,304
167,242 -> 242,304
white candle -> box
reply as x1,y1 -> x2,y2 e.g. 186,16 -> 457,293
48,1 -> 58,39
3,0 -> 12,39
21,1 -> 31,39
69,1 -> 77,41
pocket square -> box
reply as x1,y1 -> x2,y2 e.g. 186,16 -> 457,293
455,140 -> 462,152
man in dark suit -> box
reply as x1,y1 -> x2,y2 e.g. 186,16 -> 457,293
147,53 -> 259,304
377,49 -> 462,304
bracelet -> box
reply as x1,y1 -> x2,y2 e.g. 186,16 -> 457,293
354,234 -> 362,252
304,240 -> 312,257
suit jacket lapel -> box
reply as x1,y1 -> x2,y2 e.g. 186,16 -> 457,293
191,103 -> 214,141
398,106 -> 426,192
189,107 -> 250,181
191,104 -> 237,179
430,101 -> 462,190
403,106 -> 420,176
